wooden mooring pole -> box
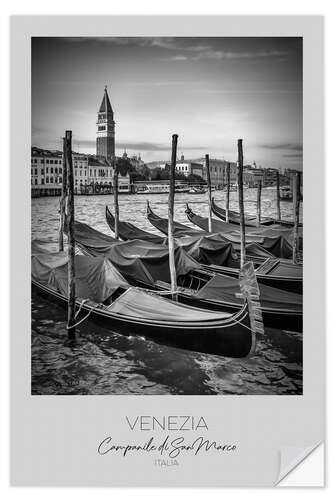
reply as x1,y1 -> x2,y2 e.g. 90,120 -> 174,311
276,170 -> 281,221
237,139 -> 246,268
256,179 -> 262,227
292,172 -> 300,264
65,130 -> 76,342
169,134 -> 178,300
113,159 -> 119,240
205,154 -> 213,232
226,162 -> 231,223
58,137 -> 68,252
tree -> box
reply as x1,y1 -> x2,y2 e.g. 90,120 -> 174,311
115,157 -> 132,176
151,167 -> 162,180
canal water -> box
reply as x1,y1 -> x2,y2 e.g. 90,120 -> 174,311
31,188 -> 303,395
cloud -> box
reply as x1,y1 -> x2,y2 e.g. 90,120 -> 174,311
166,55 -> 188,61
118,141 -> 169,152
124,80 -> 191,87
259,143 -> 303,151
76,139 -> 96,148
63,36 -> 209,52
192,49 -> 290,61
191,88 -> 301,95
63,37 -> 292,63
283,153 -> 303,158
117,141 -> 207,152
76,139 -> 207,152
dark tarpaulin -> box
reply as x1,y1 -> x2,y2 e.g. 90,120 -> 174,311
196,274 -> 302,312
106,206 -> 165,244
186,206 -> 303,245
71,220 -> 118,254
74,225 -> 198,286
256,259 -> 303,278
100,239 -> 198,286
147,205 -> 280,259
175,234 -> 239,267
81,216 -> 243,267
185,209 -> 294,259
32,244 -> 128,302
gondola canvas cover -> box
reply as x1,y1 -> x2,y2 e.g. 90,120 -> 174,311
101,239 -> 198,286
197,274 -> 302,312
109,287 -> 231,321
32,248 -> 128,302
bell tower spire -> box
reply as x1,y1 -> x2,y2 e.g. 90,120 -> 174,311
96,85 -> 115,160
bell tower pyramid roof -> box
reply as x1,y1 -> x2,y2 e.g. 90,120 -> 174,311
99,85 -> 113,114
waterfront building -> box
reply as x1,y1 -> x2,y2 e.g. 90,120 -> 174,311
175,154 -> 204,178
31,147 -> 130,196
193,158 -> 238,188
31,147 -> 64,196
96,86 -> 115,160
243,166 -> 264,187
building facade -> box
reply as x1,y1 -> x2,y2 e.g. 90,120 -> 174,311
96,86 -> 115,160
31,148 -> 63,195
194,158 -> 238,187
175,155 -> 204,178
31,147 -> 130,196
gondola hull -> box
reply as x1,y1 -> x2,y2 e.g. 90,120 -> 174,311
32,280 -> 254,358
143,205 -> 302,293
75,216 -> 303,333
77,240 -> 302,333
200,263 -> 302,294
107,272 -> 302,333
211,197 -> 300,228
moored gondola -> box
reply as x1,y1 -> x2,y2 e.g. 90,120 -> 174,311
106,205 -> 302,294
211,197 -> 298,227
185,204 -> 299,259
31,244 -> 261,358
74,219 -> 303,332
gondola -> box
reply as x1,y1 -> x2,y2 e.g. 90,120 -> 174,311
184,204 -> 302,259
211,197 -> 299,228
74,219 -> 303,332
146,203 -> 274,259
147,201 -> 295,260
186,203 -> 302,241
31,243 -> 260,358
106,206 -> 302,294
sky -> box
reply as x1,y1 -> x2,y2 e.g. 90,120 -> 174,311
32,37 -> 302,169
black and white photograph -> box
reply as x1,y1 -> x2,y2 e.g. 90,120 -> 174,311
31,36 -> 303,396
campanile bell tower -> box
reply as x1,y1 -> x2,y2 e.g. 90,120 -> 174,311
96,86 -> 115,160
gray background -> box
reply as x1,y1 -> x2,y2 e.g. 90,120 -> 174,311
10,15 -> 324,487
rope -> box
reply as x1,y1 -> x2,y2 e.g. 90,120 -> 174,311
228,316 -> 254,333
66,300 -> 97,329
74,299 -> 88,319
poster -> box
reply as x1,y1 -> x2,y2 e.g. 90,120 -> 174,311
11,15 -> 324,487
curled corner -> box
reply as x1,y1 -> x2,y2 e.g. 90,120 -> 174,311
275,442 -> 322,486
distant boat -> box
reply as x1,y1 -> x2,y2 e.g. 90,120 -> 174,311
136,184 -> 169,195
175,184 -> 190,193
189,186 -> 207,194
135,183 -> 190,194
